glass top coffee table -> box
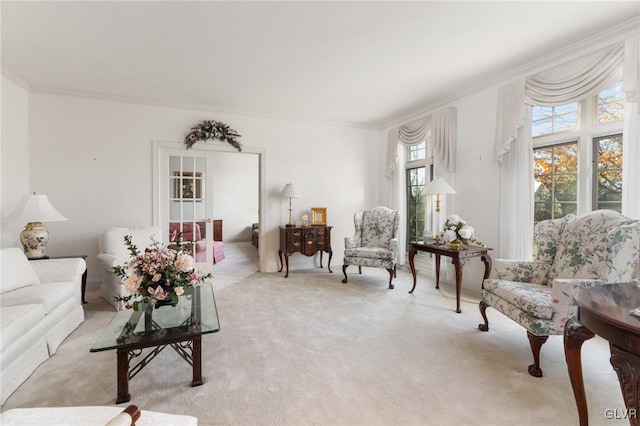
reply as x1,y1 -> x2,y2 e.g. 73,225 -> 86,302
90,281 -> 220,403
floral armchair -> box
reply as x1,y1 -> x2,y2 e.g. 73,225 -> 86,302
479,210 -> 640,377
342,206 -> 400,289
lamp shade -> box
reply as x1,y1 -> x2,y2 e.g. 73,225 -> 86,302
14,195 -> 67,223
423,178 -> 456,195
281,183 -> 301,198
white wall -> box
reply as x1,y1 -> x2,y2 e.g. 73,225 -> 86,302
210,152 -> 259,241
1,74 -> 30,248
25,92 -> 382,282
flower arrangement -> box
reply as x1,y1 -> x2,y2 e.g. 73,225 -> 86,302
184,120 -> 242,151
441,214 -> 478,245
113,231 -> 212,311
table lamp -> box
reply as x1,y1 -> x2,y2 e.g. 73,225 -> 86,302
14,194 -> 67,259
423,178 -> 456,212
281,182 -> 301,227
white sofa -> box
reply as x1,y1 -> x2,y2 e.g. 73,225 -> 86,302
0,405 -> 197,425
0,247 -> 85,405
97,226 -> 162,310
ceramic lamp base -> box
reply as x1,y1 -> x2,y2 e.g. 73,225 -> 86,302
20,222 -> 50,259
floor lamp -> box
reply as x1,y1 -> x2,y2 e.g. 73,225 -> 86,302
423,178 -> 456,241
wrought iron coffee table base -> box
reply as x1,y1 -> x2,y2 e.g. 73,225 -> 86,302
116,335 -> 202,404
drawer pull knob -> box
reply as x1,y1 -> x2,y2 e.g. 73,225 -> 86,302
293,242 -> 300,247
307,241 -> 313,245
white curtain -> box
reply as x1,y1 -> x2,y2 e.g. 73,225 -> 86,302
432,107 -> 457,172
623,35 -> 640,219
498,105 -> 533,259
495,39 -> 638,259
385,107 -> 458,264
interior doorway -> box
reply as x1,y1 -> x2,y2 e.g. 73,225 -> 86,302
152,141 -> 265,273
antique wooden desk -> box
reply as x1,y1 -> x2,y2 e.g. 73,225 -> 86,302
408,242 -> 492,313
564,283 -> 640,426
279,225 -> 332,278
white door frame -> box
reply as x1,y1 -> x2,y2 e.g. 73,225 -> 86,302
152,140 -> 267,272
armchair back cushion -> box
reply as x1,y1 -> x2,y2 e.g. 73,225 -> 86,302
534,214 -> 576,266
360,207 -> 399,249
100,227 -> 162,263
548,210 -> 640,283
0,248 -> 40,293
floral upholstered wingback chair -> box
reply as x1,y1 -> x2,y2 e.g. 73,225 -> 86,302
479,210 -> 640,377
342,206 -> 400,289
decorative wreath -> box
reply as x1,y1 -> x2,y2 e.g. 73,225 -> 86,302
184,120 -> 242,151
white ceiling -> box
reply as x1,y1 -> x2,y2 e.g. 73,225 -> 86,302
2,1 -> 639,129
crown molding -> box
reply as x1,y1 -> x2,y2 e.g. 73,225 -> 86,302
381,17 -> 640,130
28,85 -> 380,131
1,67 -> 31,91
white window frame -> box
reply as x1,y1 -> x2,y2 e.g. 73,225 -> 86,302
532,89 -> 623,217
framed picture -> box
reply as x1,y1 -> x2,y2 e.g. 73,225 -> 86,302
311,207 -> 327,225
174,172 -> 202,199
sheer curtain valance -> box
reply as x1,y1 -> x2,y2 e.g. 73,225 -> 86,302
385,107 -> 457,179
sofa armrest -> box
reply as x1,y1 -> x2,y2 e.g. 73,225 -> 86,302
345,236 -> 360,249
105,405 -> 141,426
97,253 -> 126,272
490,259 -> 550,284
550,278 -> 604,333
30,258 -> 85,284
551,278 -> 603,306
389,238 -> 398,253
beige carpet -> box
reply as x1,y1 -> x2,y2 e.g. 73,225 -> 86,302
1,243 -> 628,425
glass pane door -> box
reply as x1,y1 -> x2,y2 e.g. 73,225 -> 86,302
165,154 -> 214,273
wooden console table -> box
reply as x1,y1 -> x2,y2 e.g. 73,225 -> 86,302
564,282 -> 640,426
408,242 -> 492,313
279,226 -> 332,278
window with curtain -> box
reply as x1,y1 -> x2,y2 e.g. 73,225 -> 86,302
532,81 -> 624,225
405,142 -> 427,250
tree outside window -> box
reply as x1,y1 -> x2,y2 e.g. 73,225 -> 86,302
534,142 -> 578,222
532,81 -> 623,225
593,134 -> 623,212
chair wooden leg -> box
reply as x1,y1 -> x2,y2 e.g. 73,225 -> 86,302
478,300 -> 490,331
386,269 -> 394,289
527,331 -> 549,377
358,266 -> 362,275
342,264 -> 349,283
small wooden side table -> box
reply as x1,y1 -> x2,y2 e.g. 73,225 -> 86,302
564,283 -> 640,426
408,242 -> 492,313
31,254 -> 88,304
278,225 -> 333,278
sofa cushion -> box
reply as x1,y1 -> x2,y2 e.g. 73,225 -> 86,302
0,248 -> 40,294
1,281 -> 75,315
483,279 -> 554,320
101,227 -> 162,261
1,305 -> 45,351
345,247 -> 394,260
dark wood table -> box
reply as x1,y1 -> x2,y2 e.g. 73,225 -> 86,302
278,225 -> 332,278
408,242 -> 492,313
90,281 -> 220,403
564,282 -> 640,426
